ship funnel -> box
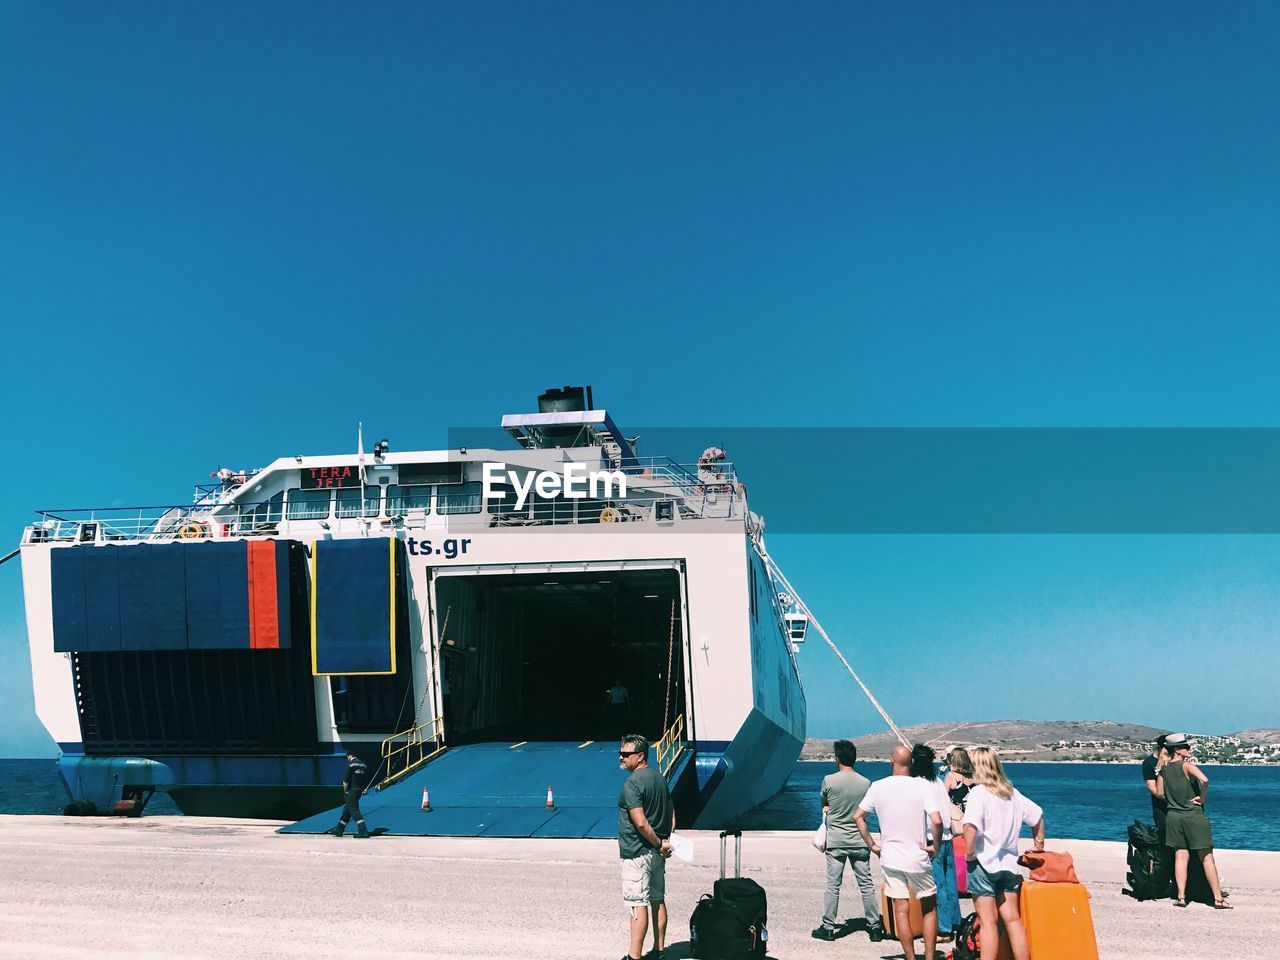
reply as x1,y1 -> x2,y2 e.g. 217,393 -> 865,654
538,385 -> 594,413
503,384 -> 632,458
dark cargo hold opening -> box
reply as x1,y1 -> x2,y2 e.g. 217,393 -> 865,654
74,642 -> 317,755
433,568 -> 686,744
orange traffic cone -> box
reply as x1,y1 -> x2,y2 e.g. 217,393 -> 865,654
545,785 -> 556,810
421,787 -> 432,812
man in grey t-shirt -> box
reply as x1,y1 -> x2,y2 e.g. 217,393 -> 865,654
812,739 -> 884,942
617,734 -> 674,960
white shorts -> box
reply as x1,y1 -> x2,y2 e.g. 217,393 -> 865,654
882,865 -> 937,900
621,850 -> 666,907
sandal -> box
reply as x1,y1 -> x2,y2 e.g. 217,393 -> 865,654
1214,899 -> 1233,910
1173,898 -> 1188,907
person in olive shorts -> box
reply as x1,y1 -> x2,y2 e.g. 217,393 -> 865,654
1156,734 -> 1230,909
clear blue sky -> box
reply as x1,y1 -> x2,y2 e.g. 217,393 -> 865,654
2,3 -> 1278,756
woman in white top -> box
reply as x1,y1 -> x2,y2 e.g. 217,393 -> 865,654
962,747 -> 1046,960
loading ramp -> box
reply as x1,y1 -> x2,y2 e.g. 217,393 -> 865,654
280,741 -> 692,839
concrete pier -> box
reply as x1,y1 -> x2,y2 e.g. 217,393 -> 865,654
2,816 -> 1276,959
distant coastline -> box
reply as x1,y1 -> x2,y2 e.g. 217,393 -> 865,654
802,719 -> 1280,766
798,757 -> 1279,767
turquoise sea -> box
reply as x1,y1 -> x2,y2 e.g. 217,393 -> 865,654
4,758 -> 1278,850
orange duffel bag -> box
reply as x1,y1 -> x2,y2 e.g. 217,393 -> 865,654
1017,850 -> 1078,884
1019,880 -> 1099,960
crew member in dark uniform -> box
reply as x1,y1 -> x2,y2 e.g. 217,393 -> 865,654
329,751 -> 370,838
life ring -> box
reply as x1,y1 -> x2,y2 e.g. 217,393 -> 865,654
177,521 -> 208,540
599,507 -> 620,524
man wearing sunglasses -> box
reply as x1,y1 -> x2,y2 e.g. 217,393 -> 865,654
617,735 -> 675,960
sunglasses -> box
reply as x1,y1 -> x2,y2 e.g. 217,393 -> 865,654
619,750 -> 640,758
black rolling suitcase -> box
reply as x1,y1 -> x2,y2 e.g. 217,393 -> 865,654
690,829 -> 768,959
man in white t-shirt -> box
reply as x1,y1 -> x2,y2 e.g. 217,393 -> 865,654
855,745 -> 944,960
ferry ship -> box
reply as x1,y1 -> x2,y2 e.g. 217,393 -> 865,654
18,388 -> 809,836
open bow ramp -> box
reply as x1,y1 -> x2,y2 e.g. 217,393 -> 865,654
280,741 -> 683,838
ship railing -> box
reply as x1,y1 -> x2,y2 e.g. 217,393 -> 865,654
24,505 -> 222,544
191,470 -> 261,506
654,714 -> 688,781
621,456 -> 704,486
23,499 -> 287,544
24,478 -> 745,543
622,456 -> 737,489
378,715 -> 447,790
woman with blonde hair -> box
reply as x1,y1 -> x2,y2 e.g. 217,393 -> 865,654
962,747 -> 1046,960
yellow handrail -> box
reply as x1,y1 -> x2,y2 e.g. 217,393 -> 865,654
654,714 -> 687,780
378,716 -> 446,789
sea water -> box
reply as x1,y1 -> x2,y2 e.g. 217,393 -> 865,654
4,757 -> 1278,851
0,759 -> 182,817
731,760 -> 1280,851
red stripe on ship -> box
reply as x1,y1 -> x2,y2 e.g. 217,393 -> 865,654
247,540 -> 280,649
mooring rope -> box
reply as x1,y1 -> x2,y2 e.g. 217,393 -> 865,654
755,538 -> 911,749
662,598 -> 676,736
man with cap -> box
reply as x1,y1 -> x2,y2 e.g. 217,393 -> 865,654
328,750 -> 371,838
1141,733 -> 1170,841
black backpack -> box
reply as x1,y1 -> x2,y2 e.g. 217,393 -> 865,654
1124,820 -> 1172,901
948,912 -> 982,960
690,831 -> 768,959
946,911 -> 1007,960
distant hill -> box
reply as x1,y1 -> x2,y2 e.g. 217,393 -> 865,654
801,720 -> 1168,762
1230,729 -> 1280,743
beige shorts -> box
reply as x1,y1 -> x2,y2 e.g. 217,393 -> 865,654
621,850 -> 666,907
882,865 -> 937,900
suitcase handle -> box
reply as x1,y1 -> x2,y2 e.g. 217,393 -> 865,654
719,829 -> 742,878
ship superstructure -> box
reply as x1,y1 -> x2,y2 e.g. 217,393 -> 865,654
19,387 -> 807,833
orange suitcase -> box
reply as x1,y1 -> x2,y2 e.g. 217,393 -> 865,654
881,884 -> 924,939
1019,880 -> 1099,960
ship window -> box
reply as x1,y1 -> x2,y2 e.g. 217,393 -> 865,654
438,481 -> 482,515
486,483 -> 527,519
286,488 -> 332,520
532,492 -> 575,525
335,487 -> 381,518
385,483 -> 431,515
239,492 -> 283,531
